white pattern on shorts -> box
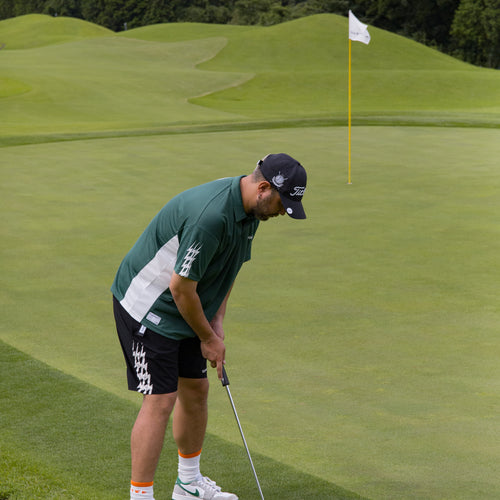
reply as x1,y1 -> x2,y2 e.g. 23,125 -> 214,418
132,340 -> 153,394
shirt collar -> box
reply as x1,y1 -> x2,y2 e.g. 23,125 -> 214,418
231,175 -> 253,223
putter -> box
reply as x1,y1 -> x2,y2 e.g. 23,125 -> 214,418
221,366 -> 265,500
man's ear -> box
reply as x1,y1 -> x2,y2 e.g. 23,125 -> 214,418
257,180 -> 272,194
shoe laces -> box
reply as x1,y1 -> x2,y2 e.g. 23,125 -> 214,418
200,476 -> 222,493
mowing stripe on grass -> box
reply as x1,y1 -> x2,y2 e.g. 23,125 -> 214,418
0,340 -> 366,499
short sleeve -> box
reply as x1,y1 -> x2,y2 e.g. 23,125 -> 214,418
174,225 -> 219,281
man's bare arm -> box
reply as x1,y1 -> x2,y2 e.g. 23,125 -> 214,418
169,272 -> 225,379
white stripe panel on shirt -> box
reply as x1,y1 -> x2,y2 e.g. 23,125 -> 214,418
120,235 -> 179,322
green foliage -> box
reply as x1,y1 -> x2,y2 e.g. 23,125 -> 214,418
288,0 -> 349,20
354,0 -> 461,48
43,0 -> 80,17
0,0 -> 14,18
451,0 -> 500,68
178,0 -> 235,24
231,0 -> 272,24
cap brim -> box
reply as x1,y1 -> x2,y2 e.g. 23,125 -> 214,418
281,196 -> 306,219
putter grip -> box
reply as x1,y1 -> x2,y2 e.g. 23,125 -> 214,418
221,366 -> 230,387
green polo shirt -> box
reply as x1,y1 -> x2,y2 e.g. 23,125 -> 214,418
111,176 -> 259,340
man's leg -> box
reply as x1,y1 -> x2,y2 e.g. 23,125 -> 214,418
172,377 -> 209,455
131,393 -> 177,482
171,377 -> 238,499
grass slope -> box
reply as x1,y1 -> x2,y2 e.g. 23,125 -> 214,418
192,14 -> 500,121
0,13 -> 112,49
0,33 -> 242,137
0,13 -> 498,144
0,341 -> 362,499
117,21 -> 255,43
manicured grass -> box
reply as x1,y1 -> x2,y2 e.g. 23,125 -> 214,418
0,34 -> 239,136
1,125 -> 500,499
0,341 -> 361,499
0,13 -> 499,142
1,12 -> 500,500
0,13 -> 112,49
191,15 -> 500,121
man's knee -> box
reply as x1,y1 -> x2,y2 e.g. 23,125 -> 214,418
178,378 -> 209,406
141,393 -> 177,420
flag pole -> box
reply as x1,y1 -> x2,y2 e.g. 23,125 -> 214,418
347,10 -> 370,185
348,38 -> 352,185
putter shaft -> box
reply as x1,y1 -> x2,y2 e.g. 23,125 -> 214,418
222,367 -> 265,500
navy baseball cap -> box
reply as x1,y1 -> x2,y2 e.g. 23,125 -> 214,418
258,153 -> 307,219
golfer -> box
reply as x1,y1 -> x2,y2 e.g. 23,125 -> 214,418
112,153 -> 307,500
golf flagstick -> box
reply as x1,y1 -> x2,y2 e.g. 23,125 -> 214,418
221,366 -> 265,500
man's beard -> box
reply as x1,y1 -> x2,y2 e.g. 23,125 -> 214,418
251,195 -> 279,221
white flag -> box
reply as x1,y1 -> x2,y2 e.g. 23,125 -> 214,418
349,10 -> 370,45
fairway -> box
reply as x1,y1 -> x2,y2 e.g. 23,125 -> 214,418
1,13 -> 499,144
1,12 -> 500,500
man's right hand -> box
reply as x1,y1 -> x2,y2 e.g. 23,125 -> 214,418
200,333 -> 225,380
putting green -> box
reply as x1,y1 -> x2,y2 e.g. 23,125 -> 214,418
2,125 -> 499,499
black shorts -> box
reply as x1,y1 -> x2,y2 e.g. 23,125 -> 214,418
113,296 -> 207,395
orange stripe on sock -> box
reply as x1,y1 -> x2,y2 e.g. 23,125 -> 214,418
131,481 -> 154,487
178,449 -> 202,459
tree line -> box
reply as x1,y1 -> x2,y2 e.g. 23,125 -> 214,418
0,0 -> 498,68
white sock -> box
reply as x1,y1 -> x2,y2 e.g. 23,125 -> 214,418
178,449 -> 202,483
130,481 -> 154,499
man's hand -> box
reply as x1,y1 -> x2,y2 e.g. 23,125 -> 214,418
200,333 -> 225,380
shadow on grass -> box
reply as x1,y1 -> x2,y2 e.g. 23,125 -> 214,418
0,340 -> 366,499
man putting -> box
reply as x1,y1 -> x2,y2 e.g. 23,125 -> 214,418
111,153 -> 307,500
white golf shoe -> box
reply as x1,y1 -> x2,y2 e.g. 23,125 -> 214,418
172,475 -> 238,500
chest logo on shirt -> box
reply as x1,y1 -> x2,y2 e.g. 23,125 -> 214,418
179,242 -> 202,277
